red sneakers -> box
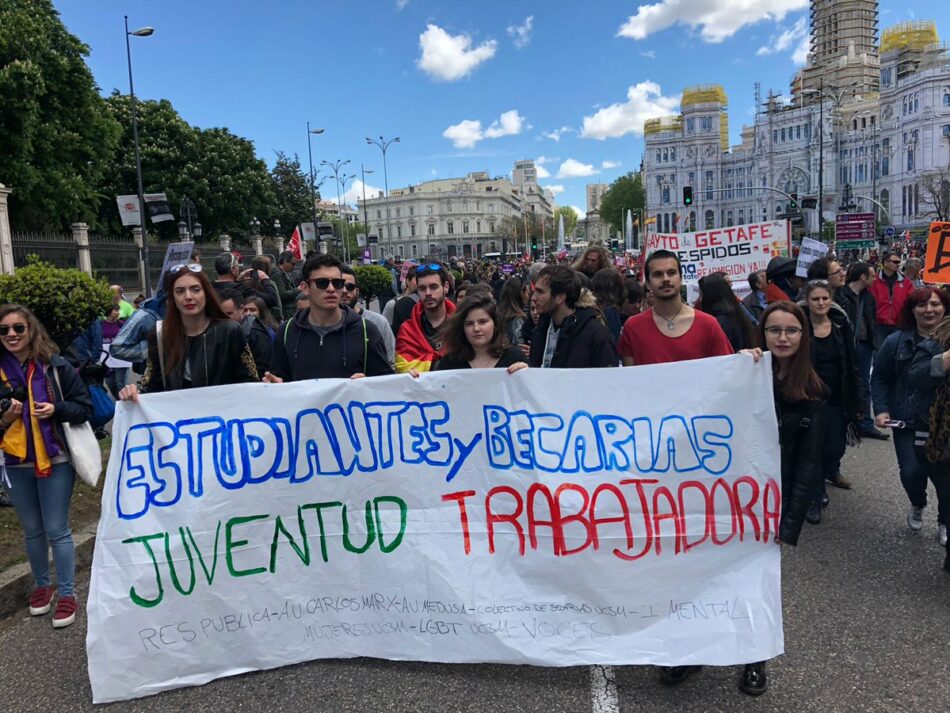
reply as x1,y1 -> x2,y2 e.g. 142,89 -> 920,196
28,586 -> 53,616
52,595 -> 77,628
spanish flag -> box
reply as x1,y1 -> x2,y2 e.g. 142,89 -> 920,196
395,299 -> 457,373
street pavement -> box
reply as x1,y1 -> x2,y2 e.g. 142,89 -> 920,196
0,436 -> 947,712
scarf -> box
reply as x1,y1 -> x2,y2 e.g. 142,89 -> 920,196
0,353 -> 61,477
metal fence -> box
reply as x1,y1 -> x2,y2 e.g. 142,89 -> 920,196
11,232 -> 78,270
89,235 -> 141,290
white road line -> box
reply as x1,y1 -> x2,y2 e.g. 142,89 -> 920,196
590,664 -> 620,713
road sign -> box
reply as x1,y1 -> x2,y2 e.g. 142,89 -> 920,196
835,239 -> 876,250
883,226 -> 896,239
835,213 -> 875,242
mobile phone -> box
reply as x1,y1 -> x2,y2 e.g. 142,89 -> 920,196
884,420 -> 905,429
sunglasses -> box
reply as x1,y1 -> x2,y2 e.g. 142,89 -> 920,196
416,263 -> 442,273
0,323 -> 27,336
343,282 -> 358,292
307,277 -> 346,290
170,263 -> 203,274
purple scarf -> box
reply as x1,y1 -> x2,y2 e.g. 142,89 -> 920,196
0,352 -> 62,475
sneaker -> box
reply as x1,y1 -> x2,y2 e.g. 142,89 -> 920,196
826,473 -> 852,489
907,506 -> 925,532
52,595 -> 77,628
739,662 -> 768,696
28,586 -> 53,616
939,524 -> 948,547
806,501 -> 822,525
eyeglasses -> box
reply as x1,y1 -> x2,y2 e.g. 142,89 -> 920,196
169,263 -> 203,274
343,282 -> 358,292
416,263 -> 442,273
307,277 -> 346,290
0,324 -> 27,336
764,326 -> 803,337
807,279 -> 830,287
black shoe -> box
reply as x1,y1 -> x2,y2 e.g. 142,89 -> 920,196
806,501 -> 822,524
740,662 -> 768,696
659,665 -> 703,686
861,428 -> 890,441
821,491 -> 830,506
0,490 -> 11,507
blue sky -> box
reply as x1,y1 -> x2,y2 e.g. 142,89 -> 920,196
56,0 -> 950,219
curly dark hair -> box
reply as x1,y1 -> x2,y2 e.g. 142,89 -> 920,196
439,293 -> 507,361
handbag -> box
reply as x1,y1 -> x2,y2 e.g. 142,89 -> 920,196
87,383 -> 115,429
50,366 -> 103,488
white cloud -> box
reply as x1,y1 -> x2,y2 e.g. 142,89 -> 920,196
483,110 -> 524,138
536,164 -> 551,178
602,160 -> 622,169
542,126 -> 572,141
442,110 -> 525,149
507,16 -> 534,49
571,205 -> 587,220
617,0 -> 807,44
580,81 -> 680,140
326,180 -> 385,206
556,159 -> 598,179
756,17 -> 809,65
543,184 -> 565,195
535,155 -> 557,165
396,0 -> 409,10
417,24 -> 497,82
640,50 -> 656,59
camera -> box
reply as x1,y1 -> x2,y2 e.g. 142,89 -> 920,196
0,382 -> 27,414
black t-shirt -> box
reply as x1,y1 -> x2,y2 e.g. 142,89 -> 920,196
812,333 -> 842,404
433,346 -> 525,371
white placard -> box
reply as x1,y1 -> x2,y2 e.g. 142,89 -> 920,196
155,241 -> 195,291
87,357 -> 784,702
795,238 -> 830,278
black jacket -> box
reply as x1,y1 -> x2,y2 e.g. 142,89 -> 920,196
269,304 -> 394,380
141,319 -> 258,393
242,316 -> 275,376
905,337 -> 948,431
834,286 -> 880,349
777,394 -> 826,546
270,267 -> 300,319
528,307 -> 618,368
803,304 -> 868,423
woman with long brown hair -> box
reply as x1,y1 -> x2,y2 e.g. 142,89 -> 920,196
0,304 -> 92,628
739,300 -> 827,696
431,294 -> 527,372
118,264 -> 257,401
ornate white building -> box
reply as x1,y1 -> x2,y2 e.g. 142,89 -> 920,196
644,14 -> 950,242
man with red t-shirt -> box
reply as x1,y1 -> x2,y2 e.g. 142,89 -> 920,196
619,250 -> 733,367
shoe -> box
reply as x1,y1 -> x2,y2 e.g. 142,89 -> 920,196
52,595 -> 77,628
821,492 -> 830,506
28,586 -> 53,616
0,490 -> 11,507
806,501 -> 822,524
907,506 -> 924,532
659,665 -> 703,686
826,473 -> 852,490
861,428 -> 890,441
939,524 -> 948,547
740,662 -> 768,696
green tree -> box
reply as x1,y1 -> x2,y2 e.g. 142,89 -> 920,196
556,206 -> 579,237
270,152 -> 313,235
0,259 -> 112,349
353,265 -> 393,303
0,0 -> 121,230
599,172 -> 645,236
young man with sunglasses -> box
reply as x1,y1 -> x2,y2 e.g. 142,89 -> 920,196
340,264 -> 396,368
868,250 -> 914,346
395,263 -> 455,373
264,254 -> 392,382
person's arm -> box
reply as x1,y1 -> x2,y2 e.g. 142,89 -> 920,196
50,362 -> 93,424
870,333 -> 898,417
363,322 -> 395,376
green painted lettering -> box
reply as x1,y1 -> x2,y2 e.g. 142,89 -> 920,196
374,496 -> 407,553
225,514 -> 270,577
122,532 -> 166,608
269,509 -> 311,573
300,501 -> 342,562
341,501 -> 376,554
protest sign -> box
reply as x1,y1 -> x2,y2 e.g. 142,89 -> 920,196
154,241 -> 195,292
923,221 -> 950,284
87,357 -> 784,702
645,221 -> 790,300
114,193 -> 175,227
399,260 -> 418,282
795,238 -> 829,277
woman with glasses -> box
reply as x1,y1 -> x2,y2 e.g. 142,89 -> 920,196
738,301 -> 828,696
118,264 -> 258,401
801,279 -> 867,523
0,304 -> 92,628
431,294 -> 527,373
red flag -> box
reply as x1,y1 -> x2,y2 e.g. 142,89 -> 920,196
287,225 -> 303,260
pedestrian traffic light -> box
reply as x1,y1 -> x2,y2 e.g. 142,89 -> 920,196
683,186 -> 693,206
790,193 -> 798,210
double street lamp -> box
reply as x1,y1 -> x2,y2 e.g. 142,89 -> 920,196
321,159 -> 351,261
366,136 -> 400,257
306,123 -> 325,249
124,16 -> 154,294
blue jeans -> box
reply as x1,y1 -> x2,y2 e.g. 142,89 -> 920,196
855,341 -> 874,432
2,462 -> 76,597
893,428 -> 929,510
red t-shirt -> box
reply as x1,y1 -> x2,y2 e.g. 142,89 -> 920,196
618,309 -> 734,365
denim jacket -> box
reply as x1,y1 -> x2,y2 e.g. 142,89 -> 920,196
871,328 -> 922,426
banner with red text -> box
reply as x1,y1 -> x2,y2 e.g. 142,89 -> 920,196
645,221 -> 790,300
87,356 -> 784,702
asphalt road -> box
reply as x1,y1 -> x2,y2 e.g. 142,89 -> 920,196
0,436 -> 947,713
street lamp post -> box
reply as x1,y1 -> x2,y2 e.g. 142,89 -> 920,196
365,136 -> 400,257
124,16 -> 154,295
306,123 -> 325,250
320,159 -> 351,261
360,165 -> 375,256
339,173 -> 356,262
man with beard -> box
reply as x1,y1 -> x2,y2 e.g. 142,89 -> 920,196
340,264 -> 395,369
395,263 -> 455,373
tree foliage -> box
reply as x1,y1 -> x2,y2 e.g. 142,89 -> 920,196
599,172 -> 645,235
556,206 -> 579,236
0,259 -> 113,349
271,152 -> 314,235
0,0 -> 121,230
353,265 -> 393,303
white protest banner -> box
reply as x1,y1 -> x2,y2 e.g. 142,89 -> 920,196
87,357 -> 784,703
116,195 -> 140,227
155,241 -> 195,291
795,238 -> 829,278
645,221 -> 790,300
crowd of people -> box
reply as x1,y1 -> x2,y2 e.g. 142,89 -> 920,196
0,242 -> 948,697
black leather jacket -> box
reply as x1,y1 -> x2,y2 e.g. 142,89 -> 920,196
528,307 -> 618,368
140,319 -> 258,393
777,394 -> 826,545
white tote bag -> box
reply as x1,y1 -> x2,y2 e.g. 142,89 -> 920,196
51,367 -> 103,488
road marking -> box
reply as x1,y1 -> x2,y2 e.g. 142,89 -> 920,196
590,665 -> 620,713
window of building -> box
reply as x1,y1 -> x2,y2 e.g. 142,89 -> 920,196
476,220 -> 481,232
688,171 -> 695,186
447,220 -> 454,235
409,207 -> 414,216
686,118 -> 695,132
670,148 -> 676,161
944,92 -> 950,106
410,224 -> 416,237
662,185 -> 670,204
656,150 -> 662,163
781,128 -> 786,141
796,125 -> 801,140
773,129 -> 778,143
446,202 -> 453,212
663,148 -> 669,162
882,139 -> 890,176
396,225 -> 402,238
462,220 -> 469,233
704,210 -> 714,230
738,209 -> 745,225
701,116 -> 712,130
663,214 -> 670,232
427,223 -> 435,236
804,123 -> 811,138
914,93 -> 919,112
881,67 -> 892,86
488,203 -> 494,213
914,183 -> 919,214
396,208 -> 401,217
689,211 -> 696,231
462,201 -> 468,211
411,244 -> 418,258
726,210 -> 733,227
426,205 -> 433,215
907,148 -> 915,172
376,210 -> 382,219
489,221 -> 495,233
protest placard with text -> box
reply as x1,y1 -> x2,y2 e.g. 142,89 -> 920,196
923,221 -> 950,284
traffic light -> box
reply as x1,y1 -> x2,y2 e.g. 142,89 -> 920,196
790,192 -> 798,210
610,238 -> 619,251
683,186 -> 693,206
